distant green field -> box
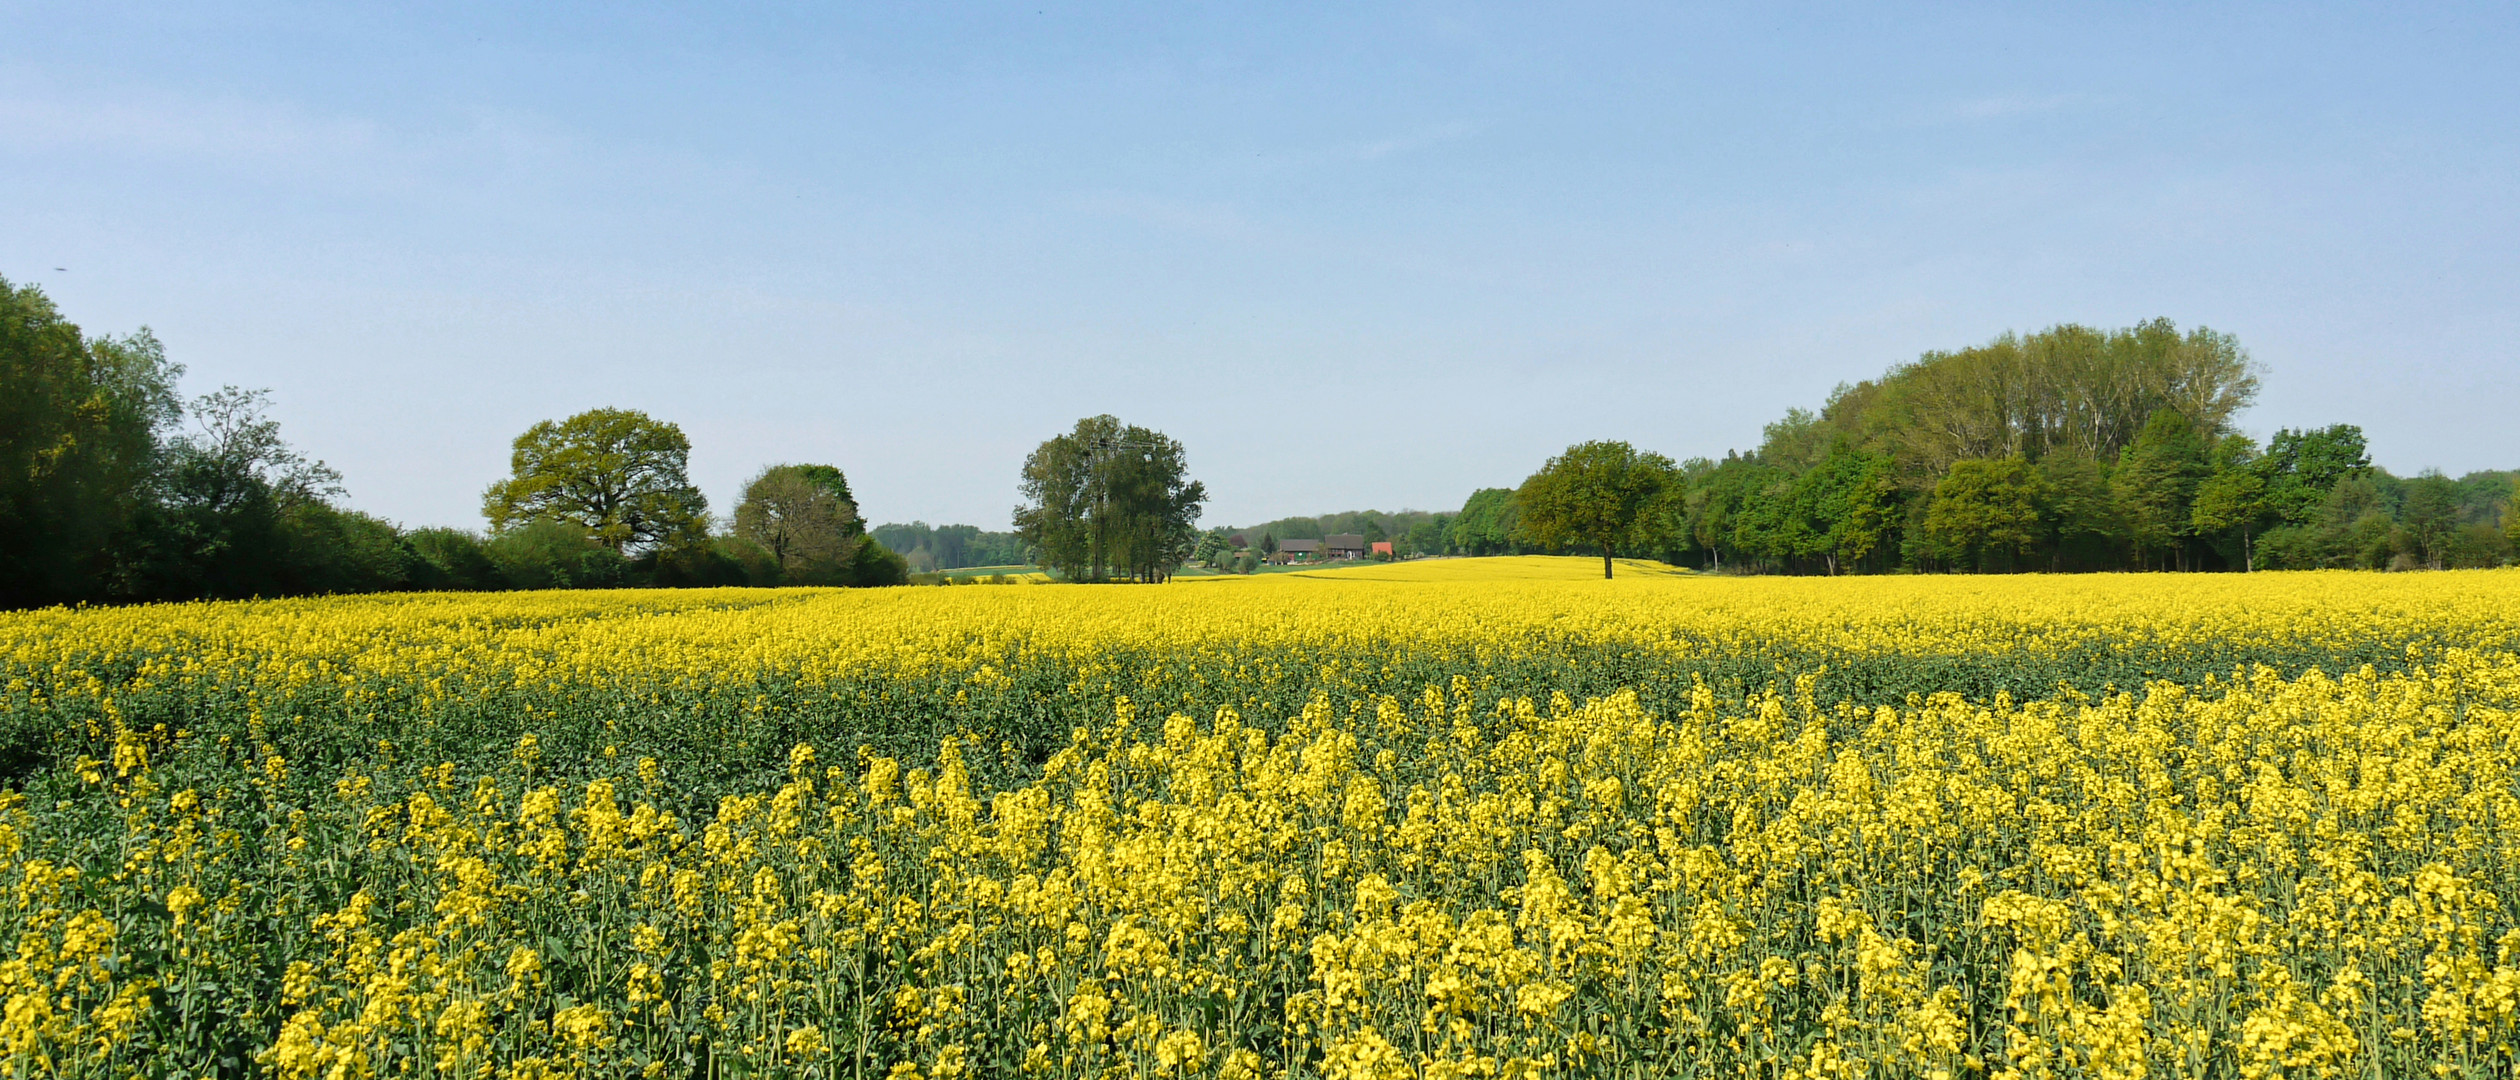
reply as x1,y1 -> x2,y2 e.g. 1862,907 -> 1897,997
912,565 -> 1051,584
998,556 -> 1681,582
1177,554 -> 1693,582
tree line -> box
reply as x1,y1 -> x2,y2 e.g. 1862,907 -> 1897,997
868,523 -> 1030,574
1457,319 -> 2516,575
0,278 -> 907,608
13,280 -> 2511,607
1048,319 -> 2515,580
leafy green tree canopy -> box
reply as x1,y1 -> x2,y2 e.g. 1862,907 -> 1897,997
733,464 -> 861,583
1450,488 -> 1521,556
785,464 -> 859,524
2257,425 -> 2370,525
2191,435 -> 2270,571
2114,410 -> 2211,569
483,408 -> 706,553
1789,443 -> 1897,574
1922,457 -> 2045,572
2398,472 -> 2462,572
126,386 -> 354,601
1834,318 -> 2259,475
2506,476 -> 2520,552
1013,415 -> 1207,582
1515,440 -> 1677,578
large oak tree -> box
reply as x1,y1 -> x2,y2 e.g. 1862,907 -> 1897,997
1516,440 -> 1676,579
483,408 -> 706,553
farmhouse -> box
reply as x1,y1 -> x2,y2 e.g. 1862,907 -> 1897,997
1324,534 -> 1367,559
1271,539 -> 1321,564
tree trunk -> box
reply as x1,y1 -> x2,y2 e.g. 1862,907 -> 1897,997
1603,548 -> 1615,579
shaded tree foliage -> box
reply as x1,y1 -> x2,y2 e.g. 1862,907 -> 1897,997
1786,442 -> 1897,574
118,387 -> 371,599
734,464 -> 862,584
1450,489 -> 1523,556
404,527 -> 501,590
2258,425 -> 2371,525
2397,473 -> 2462,572
1401,514 -> 1454,557
2114,410 -> 2212,570
0,278 -> 181,607
486,517 -> 627,590
1921,457 -> 2044,572
2507,477 -> 2520,552
2190,435 -> 2269,571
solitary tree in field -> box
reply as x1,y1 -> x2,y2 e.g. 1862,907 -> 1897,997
483,408 -> 706,553
1516,440 -> 1677,578
1013,415 -> 1207,582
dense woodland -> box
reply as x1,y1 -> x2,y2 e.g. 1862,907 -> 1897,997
1682,319 -> 2517,573
9,275 -> 2514,608
1202,320 -> 2516,575
1405,320 -> 2516,573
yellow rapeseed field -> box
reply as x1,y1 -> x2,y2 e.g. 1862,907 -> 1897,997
4,559 -> 2519,1077
1232,557 -> 1695,583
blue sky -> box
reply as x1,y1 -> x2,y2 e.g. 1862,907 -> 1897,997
6,2 -> 2515,530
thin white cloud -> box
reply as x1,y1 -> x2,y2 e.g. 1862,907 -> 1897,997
0,81 -> 587,192
1908,93 -> 2106,125
1350,119 -> 1479,160
1234,120 -> 1481,172
1073,192 -> 1285,247
0,86 -> 390,166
